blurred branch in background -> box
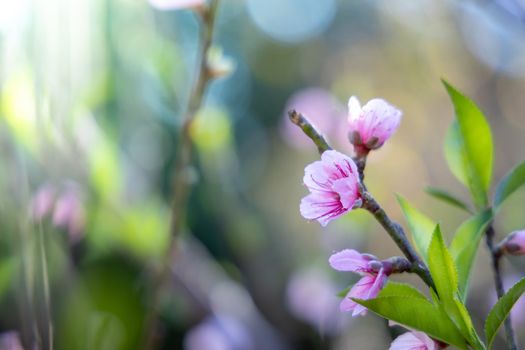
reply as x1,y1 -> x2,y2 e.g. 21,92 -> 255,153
142,1 -> 221,348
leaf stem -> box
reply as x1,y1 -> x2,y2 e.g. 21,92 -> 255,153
485,224 -> 517,350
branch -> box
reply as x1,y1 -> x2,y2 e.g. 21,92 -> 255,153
141,2 -> 220,348
361,190 -> 435,290
485,225 -> 517,350
288,110 -> 331,154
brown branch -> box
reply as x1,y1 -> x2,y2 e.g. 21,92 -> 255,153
288,110 -> 331,154
485,225 -> 517,350
141,2 -> 220,348
361,190 -> 435,290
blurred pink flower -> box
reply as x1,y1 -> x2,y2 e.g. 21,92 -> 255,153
300,150 -> 361,226
329,249 -> 387,316
347,96 -> 402,154
502,230 -> 525,255
30,182 -> 86,242
389,331 -> 439,350
52,186 -> 86,241
184,315 -> 252,350
0,331 -> 24,350
286,267 -> 343,334
281,88 -> 345,150
148,0 -> 205,11
30,185 -> 56,220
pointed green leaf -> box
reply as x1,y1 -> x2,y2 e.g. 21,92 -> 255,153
443,81 -> 493,209
397,195 -> 436,261
493,161 -> 525,210
444,122 -> 469,186
485,277 -> 525,349
378,281 -> 428,300
428,225 -> 458,299
353,296 -> 468,349
449,210 -> 493,300
428,225 -> 486,349
425,186 -> 472,213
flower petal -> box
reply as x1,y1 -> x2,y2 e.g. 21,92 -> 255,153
300,193 -> 344,227
331,177 -> 359,210
328,249 -> 370,273
389,331 -> 437,350
320,150 -> 359,180
347,96 -> 362,121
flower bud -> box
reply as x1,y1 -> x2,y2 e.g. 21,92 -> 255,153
500,230 -> 525,255
347,96 -> 402,156
206,46 -> 236,79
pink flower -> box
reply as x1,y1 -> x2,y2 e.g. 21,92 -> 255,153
29,182 -> 86,242
329,249 -> 388,316
389,331 -> 439,350
30,185 -> 56,220
300,150 -> 361,226
502,230 -> 525,255
347,96 -> 402,153
148,0 -> 205,11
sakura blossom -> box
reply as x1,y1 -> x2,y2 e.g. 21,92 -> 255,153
389,331 -> 439,350
300,150 -> 361,226
329,249 -> 388,316
347,96 -> 402,153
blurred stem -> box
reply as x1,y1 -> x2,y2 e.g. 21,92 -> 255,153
37,223 -> 53,350
289,111 -> 434,290
141,2 -> 219,349
485,224 -> 517,350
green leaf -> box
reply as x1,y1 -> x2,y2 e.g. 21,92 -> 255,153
425,186 -> 472,213
397,195 -> 436,261
428,225 -> 458,299
378,281 -> 428,300
493,161 -> 525,210
443,80 -> 493,209
485,277 -> 525,349
353,296 -> 468,349
428,225 -> 485,349
449,210 -> 493,300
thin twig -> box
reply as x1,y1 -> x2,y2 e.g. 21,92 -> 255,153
485,225 -> 517,350
140,2 -> 219,349
287,110 -> 332,154
37,223 -> 53,350
361,191 -> 435,290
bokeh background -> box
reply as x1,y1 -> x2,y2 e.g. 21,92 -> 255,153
0,0 -> 524,349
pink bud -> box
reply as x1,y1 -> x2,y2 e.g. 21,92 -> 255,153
502,230 -> 525,255
347,96 -> 402,155
300,150 -> 361,226
329,249 -> 388,316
